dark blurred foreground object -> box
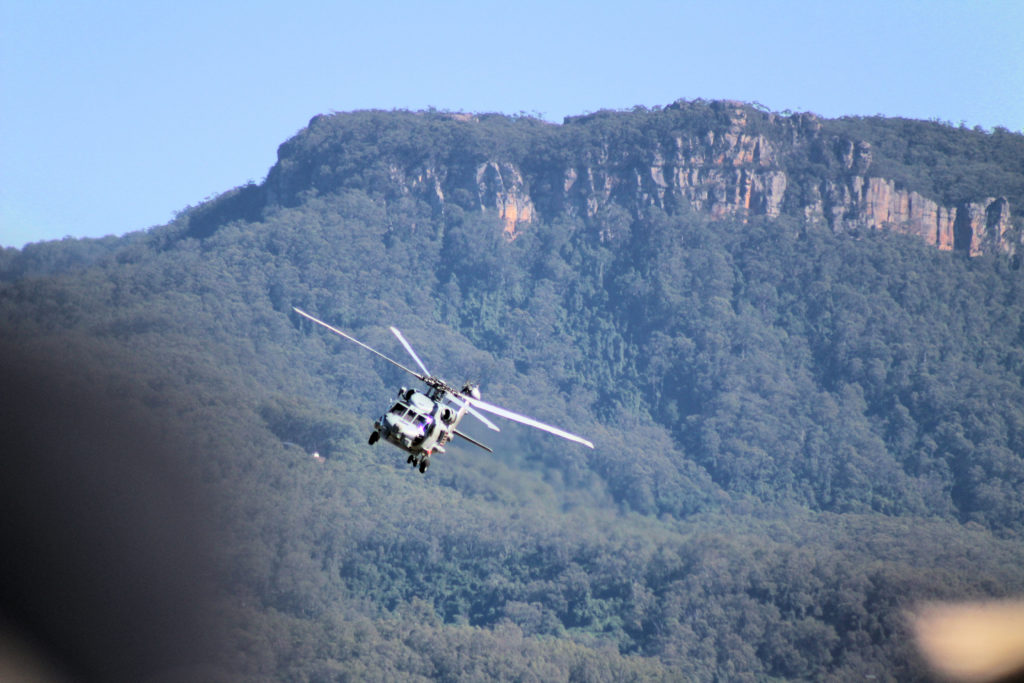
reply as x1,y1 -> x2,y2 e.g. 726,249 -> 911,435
0,341 -> 223,681
912,600 -> 1024,683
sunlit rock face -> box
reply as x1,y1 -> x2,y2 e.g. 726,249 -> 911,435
804,176 -> 1014,255
264,104 -> 1017,255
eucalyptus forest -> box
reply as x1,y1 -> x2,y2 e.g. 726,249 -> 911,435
2,101 -> 1024,681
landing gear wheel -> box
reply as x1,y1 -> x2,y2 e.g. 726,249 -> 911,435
407,454 -> 416,465
368,431 -> 380,445
419,457 -> 430,473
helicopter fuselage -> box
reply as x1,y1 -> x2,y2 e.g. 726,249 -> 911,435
371,387 -> 467,470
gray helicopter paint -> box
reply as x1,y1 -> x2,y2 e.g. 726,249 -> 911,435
375,389 -> 454,453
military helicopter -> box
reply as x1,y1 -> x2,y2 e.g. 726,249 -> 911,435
293,307 -> 594,472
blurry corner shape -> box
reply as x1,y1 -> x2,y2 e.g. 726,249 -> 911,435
0,339 -> 225,681
0,616 -> 73,682
912,600 -> 1024,683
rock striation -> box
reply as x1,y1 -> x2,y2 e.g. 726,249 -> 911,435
263,103 -> 1019,255
803,169 -> 1013,256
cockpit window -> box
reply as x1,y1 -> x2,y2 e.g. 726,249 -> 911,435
390,403 -> 409,417
412,414 -> 432,428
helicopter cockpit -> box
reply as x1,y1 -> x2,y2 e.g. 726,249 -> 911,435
388,403 -> 432,432
382,389 -> 441,444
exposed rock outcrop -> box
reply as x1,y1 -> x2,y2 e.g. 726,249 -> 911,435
264,105 -> 1019,256
804,176 -> 1014,255
475,162 -> 535,237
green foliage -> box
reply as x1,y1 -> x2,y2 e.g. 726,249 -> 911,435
3,104 -> 1024,680
823,116 -> 1024,209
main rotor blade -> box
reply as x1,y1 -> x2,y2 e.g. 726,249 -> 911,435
466,405 -> 502,432
388,327 -> 500,432
389,326 -> 431,377
466,398 -> 595,449
448,394 -> 500,431
293,307 -> 426,382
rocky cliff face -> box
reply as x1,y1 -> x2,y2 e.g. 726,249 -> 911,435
263,103 -> 1018,255
808,176 -> 1013,256
560,108 -> 791,224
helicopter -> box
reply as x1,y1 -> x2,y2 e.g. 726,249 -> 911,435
293,307 -> 594,472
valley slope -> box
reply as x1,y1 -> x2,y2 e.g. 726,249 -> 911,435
2,101 -> 1024,680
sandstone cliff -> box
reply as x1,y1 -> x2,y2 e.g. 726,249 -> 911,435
262,103 -> 1019,255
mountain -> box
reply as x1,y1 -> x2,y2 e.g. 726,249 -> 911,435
2,100 -> 1024,680
226,100 -> 1021,255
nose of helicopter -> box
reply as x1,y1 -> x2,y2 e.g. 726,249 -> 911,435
381,413 -> 420,445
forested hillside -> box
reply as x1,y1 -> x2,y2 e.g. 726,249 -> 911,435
2,102 -> 1024,680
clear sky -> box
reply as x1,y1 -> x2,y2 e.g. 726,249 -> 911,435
2,0 -> 1022,249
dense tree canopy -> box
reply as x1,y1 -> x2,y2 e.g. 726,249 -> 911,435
2,104 -> 1024,680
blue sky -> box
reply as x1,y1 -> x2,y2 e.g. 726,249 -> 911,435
3,0 -> 1023,248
